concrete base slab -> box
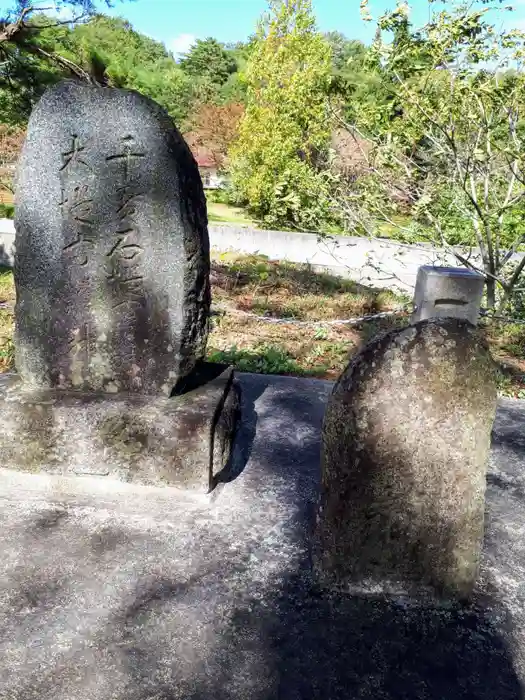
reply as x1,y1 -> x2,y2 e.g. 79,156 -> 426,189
0,363 -> 239,492
0,373 -> 524,699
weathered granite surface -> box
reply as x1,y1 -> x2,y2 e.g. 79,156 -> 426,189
316,319 -> 497,600
15,80 -> 210,394
0,373 -> 524,699
0,364 -> 238,492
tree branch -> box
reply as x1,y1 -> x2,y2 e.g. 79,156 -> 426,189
20,41 -> 94,82
0,6 -> 34,43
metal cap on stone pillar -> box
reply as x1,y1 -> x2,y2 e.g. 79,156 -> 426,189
411,266 -> 485,326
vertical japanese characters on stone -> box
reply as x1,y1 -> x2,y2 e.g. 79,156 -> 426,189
15,81 -> 210,395
104,135 -> 146,311
1,81 -> 238,493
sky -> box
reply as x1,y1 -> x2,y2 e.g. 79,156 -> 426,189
3,0 -> 525,56
106,0 -> 436,54
99,0 -> 525,56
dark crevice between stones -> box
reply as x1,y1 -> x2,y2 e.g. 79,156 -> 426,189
209,380 -> 241,493
170,360 -> 229,397
171,361 -> 241,493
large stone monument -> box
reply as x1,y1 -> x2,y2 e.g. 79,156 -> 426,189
0,80 -> 239,491
314,318 -> 497,600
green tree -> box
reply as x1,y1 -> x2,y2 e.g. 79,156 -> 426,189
217,37 -> 257,104
229,0 -> 335,230
69,16 -> 193,124
0,11 -> 194,127
179,38 -> 237,86
336,0 -> 525,311
326,31 -> 391,128
0,1 -> 126,123
0,1 -> 122,80
325,32 -> 366,74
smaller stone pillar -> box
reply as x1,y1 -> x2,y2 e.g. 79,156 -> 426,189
412,266 -> 485,325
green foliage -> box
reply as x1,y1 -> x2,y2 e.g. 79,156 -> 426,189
215,38 -> 257,104
218,71 -> 247,104
208,344 -> 310,376
493,365 -> 525,399
0,204 -> 14,219
180,38 -> 237,86
71,15 -> 168,67
229,0 -> 336,231
0,18 -> 64,123
0,3 -> 122,123
0,13 -> 245,127
325,32 -> 363,72
338,0 -> 525,310
67,16 -> 193,124
206,188 -> 230,205
0,5 -> 252,129
325,31 -> 374,107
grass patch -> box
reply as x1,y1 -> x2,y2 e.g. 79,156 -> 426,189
0,203 -> 14,219
0,253 -> 523,396
208,253 -> 525,395
0,266 -> 15,299
482,320 -> 525,398
208,252 -> 409,380
207,202 -> 257,227
208,313 -> 355,380
208,344 -> 319,376
211,252 -> 402,321
375,214 -> 413,239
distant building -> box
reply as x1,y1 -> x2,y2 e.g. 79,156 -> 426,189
195,151 -> 226,190
184,131 -> 227,190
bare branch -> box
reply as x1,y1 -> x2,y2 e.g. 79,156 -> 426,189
0,5 -> 33,43
499,253 -> 525,310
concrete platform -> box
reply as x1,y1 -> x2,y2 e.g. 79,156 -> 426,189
1,373 -> 525,699
0,365 -> 240,493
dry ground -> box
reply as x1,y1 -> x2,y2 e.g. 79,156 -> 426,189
0,253 -> 523,396
208,252 -> 407,381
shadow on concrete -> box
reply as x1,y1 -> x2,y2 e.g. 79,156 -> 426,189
491,401 -> 525,457
4,546 -> 522,700
94,574 -> 525,699
214,576 -> 523,700
487,400 -> 525,502
2,376 -> 524,699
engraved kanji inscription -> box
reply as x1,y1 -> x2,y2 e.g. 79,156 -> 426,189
105,223 -> 145,307
103,141 -> 146,308
16,81 -> 212,394
60,135 -> 93,175
115,189 -> 141,232
107,233 -> 143,262
106,135 -> 145,183
59,184 -> 93,220
60,134 -> 96,267
60,185 -> 95,266
107,275 -> 144,309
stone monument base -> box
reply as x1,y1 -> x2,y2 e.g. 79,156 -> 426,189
0,363 -> 239,492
